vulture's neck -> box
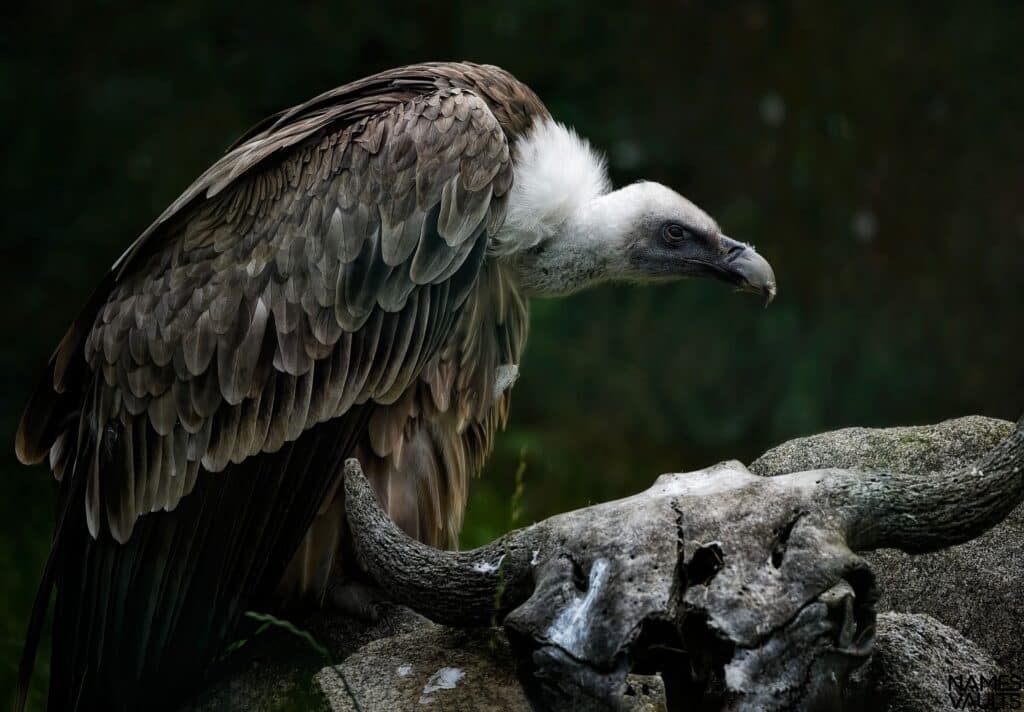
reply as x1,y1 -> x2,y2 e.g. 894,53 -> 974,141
508,190 -> 644,297
494,119 -> 631,297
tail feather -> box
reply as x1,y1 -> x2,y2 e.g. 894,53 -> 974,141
22,406 -> 371,711
15,440 -> 87,712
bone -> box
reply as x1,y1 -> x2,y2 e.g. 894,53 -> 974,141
345,411 -> 1024,711
343,459 -> 542,624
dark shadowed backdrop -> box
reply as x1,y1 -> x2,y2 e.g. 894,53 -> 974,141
2,1 -> 1022,706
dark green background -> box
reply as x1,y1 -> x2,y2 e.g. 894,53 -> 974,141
3,1 -> 1022,707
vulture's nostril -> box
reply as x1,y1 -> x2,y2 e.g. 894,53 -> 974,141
725,243 -> 747,260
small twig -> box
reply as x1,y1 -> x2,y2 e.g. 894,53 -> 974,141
243,611 -> 362,712
489,451 -> 528,640
510,450 -> 527,526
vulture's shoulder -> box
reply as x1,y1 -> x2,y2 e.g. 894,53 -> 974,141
17,63 -> 541,543
119,61 -> 546,276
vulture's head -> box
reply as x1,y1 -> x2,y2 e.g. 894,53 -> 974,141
596,181 -> 775,301
499,120 -> 776,303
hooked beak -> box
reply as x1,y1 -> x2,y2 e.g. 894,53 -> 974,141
716,235 -> 777,306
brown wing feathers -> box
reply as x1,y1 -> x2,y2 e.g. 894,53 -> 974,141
16,62 -> 540,711
47,406 -> 373,711
77,87 -> 511,545
335,258 -> 529,559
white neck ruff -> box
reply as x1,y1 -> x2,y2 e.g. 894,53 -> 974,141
492,118 -> 611,256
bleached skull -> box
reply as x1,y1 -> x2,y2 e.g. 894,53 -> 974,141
343,417 -> 1023,710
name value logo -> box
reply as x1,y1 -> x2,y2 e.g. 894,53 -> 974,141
948,663 -> 1024,711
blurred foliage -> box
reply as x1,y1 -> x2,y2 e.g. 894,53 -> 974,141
2,1 -> 1022,706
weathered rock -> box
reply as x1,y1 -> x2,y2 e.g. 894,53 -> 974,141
194,607 -> 1001,711
190,606 -> 995,712
750,415 -> 1023,667
315,621 -> 667,711
846,612 -> 1000,712
181,415 -> 1022,710
316,623 -> 526,712
312,600 -> 431,659
183,604 -> 428,711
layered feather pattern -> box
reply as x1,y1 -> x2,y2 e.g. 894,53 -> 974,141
74,87 -> 511,544
15,62 -> 549,712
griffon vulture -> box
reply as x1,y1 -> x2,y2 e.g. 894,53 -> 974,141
15,62 -> 775,710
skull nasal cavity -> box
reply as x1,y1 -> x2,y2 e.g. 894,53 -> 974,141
770,512 -> 806,569
571,558 -> 589,592
686,543 -> 724,586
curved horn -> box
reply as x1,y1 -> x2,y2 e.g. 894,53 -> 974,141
834,414 -> 1024,553
343,459 -> 542,625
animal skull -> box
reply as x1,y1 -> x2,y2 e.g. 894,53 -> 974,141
343,416 -> 1023,710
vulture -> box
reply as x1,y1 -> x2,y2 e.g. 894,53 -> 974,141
15,61 -> 775,711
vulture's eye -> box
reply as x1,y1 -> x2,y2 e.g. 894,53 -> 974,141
661,223 -> 691,244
